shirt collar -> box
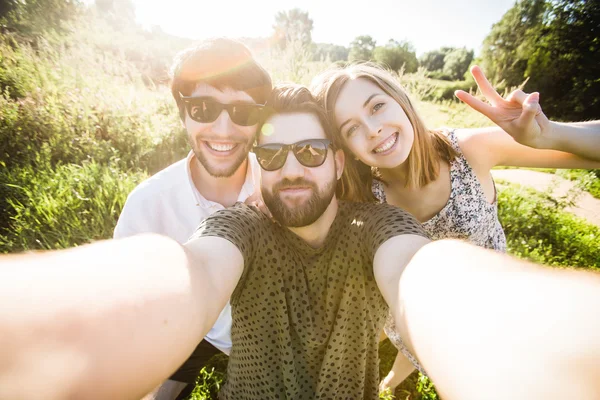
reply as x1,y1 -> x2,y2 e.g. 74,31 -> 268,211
185,151 -> 259,208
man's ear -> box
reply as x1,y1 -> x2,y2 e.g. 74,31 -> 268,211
334,148 -> 345,180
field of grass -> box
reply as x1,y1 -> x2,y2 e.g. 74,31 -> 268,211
1,5 -> 599,400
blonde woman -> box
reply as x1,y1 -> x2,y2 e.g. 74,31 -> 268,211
311,63 -> 600,392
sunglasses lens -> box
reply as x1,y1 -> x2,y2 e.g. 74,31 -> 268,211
187,100 -> 222,123
255,145 -> 288,171
230,105 -> 262,126
294,140 -> 329,167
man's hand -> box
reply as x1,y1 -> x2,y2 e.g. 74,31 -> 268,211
455,65 -> 552,149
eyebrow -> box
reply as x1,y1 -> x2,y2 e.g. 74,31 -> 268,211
338,93 -> 380,132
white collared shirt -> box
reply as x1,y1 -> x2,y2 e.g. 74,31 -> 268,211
114,151 -> 260,353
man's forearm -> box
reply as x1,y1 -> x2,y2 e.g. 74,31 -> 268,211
0,235 -> 211,400
544,121 -> 600,161
394,240 -> 600,400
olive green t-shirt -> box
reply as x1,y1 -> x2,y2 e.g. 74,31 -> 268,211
193,201 -> 427,399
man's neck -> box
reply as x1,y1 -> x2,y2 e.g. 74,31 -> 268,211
288,199 -> 339,248
190,157 -> 249,208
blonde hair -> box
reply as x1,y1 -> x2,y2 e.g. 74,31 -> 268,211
311,63 -> 457,203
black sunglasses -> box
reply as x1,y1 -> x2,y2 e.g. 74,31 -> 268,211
180,95 -> 265,126
253,139 -> 333,171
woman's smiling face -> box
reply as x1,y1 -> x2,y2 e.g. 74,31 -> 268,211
333,78 -> 415,169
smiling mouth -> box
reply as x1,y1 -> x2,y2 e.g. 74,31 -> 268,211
372,132 -> 399,154
204,141 -> 239,153
279,186 -> 311,193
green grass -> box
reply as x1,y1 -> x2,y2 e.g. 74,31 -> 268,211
493,167 -> 600,199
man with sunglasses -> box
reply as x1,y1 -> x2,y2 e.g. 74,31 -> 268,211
113,38 -> 271,400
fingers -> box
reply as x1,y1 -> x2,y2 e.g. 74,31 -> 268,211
250,198 -> 274,220
519,92 -> 542,125
455,90 -> 496,120
469,65 -> 506,106
506,89 -> 528,105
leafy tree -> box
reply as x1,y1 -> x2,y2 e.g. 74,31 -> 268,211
480,0 -> 599,120
348,35 -> 376,62
372,39 -> 418,73
95,0 -> 136,28
0,0 -> 82,40
442,47 -> 474,80
524,0 -> 600,120
419,47 -> 455,71
312,43 -> 349,62
480,0 -> 548,87
272,9 -> 313,49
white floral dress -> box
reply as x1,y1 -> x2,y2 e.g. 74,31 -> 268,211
374,129 -> 507,375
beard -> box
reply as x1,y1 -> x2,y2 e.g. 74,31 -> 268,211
262,176 -> 337,228
189,135 -> 253,178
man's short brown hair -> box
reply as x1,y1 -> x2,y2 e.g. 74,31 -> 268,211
170,38 -> 272,121
256,84 -> 333,144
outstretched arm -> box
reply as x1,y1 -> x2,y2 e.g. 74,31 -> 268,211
385,239 -> 600,400
456,65 -> 600,162
0,234 -> 243,400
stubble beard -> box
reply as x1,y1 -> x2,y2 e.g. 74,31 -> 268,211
190,137 -> 253,178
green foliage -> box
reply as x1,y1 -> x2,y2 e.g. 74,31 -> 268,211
348,35 -> 376,62
498,183 -> 600,268
419,49 -> 448,72
312,42 -> 349,62
188,353 -> 228,400
524,0 -> 600,120
480,0 -> 547,89
0,160 -> 146,252
441,47 -> 474,80
480,0 -> 599,121
373,40 -> 418,73
272,9 -> 314,50
0,0 -> 82,43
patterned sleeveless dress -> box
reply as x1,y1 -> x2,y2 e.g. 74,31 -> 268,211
374,129 -> 507,375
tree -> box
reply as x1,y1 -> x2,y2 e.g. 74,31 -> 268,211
480,0 -> 548,87
524,0 -> 600,120
95,0 -> 136,28
480,0 -> 599,120
372,39 -> 418,73
0,0 -> 82,39
442,47 -> 474,80
348,35 -> 376,62
272,9 -> 313,50
312,43 -> 349,62
419,47 -> 455,71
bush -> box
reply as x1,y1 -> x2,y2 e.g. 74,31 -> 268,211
0,160 -> 146,252
498,183 -> 600,268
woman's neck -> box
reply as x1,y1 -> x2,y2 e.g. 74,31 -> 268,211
379,162 -> 411,188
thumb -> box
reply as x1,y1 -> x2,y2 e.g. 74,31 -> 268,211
520,92 -> 541,125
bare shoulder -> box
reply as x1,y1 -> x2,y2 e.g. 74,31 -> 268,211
454,128 -> 499,171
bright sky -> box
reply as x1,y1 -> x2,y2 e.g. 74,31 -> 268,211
125,0 -> 516,55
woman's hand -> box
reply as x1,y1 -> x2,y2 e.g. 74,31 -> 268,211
244,189 -> 273,220
455,65 -> 552,149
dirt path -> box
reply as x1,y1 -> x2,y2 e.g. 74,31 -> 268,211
491,169 -> 600,227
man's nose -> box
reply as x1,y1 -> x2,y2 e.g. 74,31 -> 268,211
279,151 -> 304,179
211,109 -> 234,136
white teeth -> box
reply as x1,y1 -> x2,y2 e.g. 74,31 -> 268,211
207,142 -> 236,152
373,133 -> 398,153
